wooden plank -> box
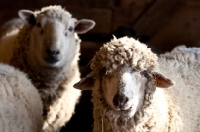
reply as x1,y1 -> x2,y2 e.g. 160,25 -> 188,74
133,0 -> 186,37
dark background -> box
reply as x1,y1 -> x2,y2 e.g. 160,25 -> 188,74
0,0 -> 200,131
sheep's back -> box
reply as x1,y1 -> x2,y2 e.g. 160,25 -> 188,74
0,18 -> 24,39
0,64 -> 43,132
157,48 -> 200,132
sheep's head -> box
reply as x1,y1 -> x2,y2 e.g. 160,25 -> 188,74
74,37 -> 175,118
18,5 -> 95,67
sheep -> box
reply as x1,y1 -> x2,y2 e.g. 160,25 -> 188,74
0,18 -> 24,39
0,5 -> 95,132
74,36 -> 200,132
0,63 -> 43,132
172,45 -> 200,54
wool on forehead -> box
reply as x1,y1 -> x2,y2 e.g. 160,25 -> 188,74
90,36 -> 158,73
34,5 -> 72,22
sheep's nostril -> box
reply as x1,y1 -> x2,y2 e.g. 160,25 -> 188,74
46,49 -> 60,57
55,51 -> 60,55
113,94 -> 119,106
124,97 -> 128,104
113,94 -> 129,108
120,96 -> 129,107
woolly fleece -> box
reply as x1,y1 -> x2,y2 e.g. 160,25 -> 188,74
0,64 -> 43,132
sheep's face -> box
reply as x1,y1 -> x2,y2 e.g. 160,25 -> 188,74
29,15 -> 76,67
18,8 -> 95,68
101,67 -> 149,118
74,65 -> 174,119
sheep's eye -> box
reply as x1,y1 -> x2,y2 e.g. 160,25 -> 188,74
141,70 -> 147,75
141,70 -> 153,79
36,22 -> 41,28
64,31 -> 67,36
68,26 -> 73,32
130,69 -> 135,73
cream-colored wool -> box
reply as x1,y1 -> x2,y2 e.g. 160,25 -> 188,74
91,36 -> 158,73
0,63 -> 43,132
74,37 -> 200,132
156,47 -> 200,132
173,45 -> 200,54
0,5 -> 95,132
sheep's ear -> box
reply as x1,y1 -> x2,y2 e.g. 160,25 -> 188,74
75,19 -> 95,34
73,72 -> 95,90
18,10 -> 36,25
153,72 -> 175,88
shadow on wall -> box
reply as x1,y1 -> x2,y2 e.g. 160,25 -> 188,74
80,26 -> 162,55
102,26 -> 162,54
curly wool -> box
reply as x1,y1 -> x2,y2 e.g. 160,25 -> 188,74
90,36 -> 158,73
34,6 -> 73,23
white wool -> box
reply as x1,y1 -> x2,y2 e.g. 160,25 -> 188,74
173,45 -> 200,54
156,47 -> 200,132
0,63 -> 43,132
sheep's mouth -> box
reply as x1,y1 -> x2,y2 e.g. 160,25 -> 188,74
119,106 -> 135,118
121,106 -> 132,112
114,105 -> 133,113
44,58 -> 59,64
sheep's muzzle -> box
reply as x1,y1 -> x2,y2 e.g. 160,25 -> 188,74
44,48 -> 60,64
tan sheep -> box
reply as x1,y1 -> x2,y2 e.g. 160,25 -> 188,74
0,63 -> 43,132
0,18 -> 24,39
74,36 -> 200,132
0,5 -> 95,132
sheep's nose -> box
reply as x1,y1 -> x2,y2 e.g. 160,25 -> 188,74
113,93 -> 129,109
45,49 -> 60,63
46,49 -> 60,57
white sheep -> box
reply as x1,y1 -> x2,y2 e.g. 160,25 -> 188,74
74,36 -> 200,132
173,45 -> 200,54
0,63 -> 43,132
0,5 -> 95,132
